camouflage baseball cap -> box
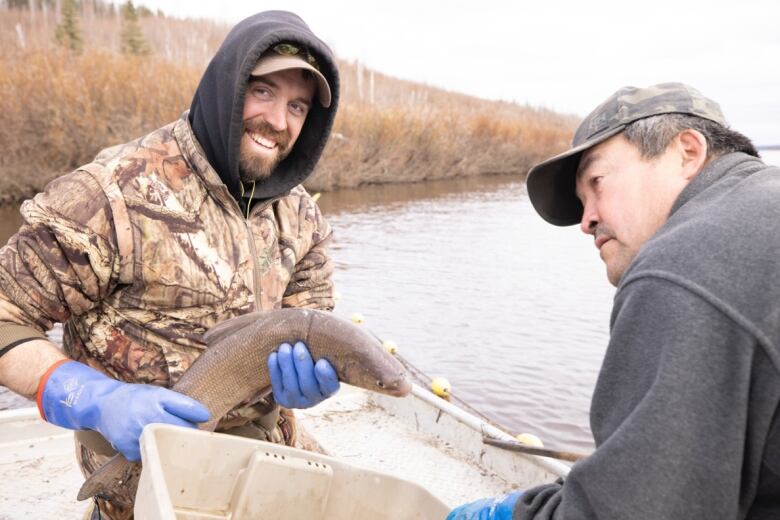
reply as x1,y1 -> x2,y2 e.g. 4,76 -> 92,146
252,43 -> 332,107
526,82 -> 727,226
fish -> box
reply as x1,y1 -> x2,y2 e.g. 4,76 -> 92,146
76,308 -> 411,506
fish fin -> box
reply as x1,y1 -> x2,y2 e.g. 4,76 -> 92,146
77,454 -> 139,503
203,312 -> 265,346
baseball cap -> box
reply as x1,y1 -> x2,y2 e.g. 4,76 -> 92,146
526,82 -> 727,226
251,43 -> 332,108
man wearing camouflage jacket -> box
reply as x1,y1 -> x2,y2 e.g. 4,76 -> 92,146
0,11 -> 342,519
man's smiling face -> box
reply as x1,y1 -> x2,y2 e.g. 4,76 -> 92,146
239,68 -> 316,182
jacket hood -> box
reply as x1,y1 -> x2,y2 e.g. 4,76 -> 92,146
189,11 -> 340,201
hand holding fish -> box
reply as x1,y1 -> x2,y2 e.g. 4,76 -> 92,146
38,361 -> 211,461
76,309 -> 411,506
269,341 -> 340,408
39,341 -> 338,464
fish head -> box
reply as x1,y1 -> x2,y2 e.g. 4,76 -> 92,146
379,373 -> 413,397
338,354 -> 412,397
307,310 -> 412,397
365,357 -> 411,397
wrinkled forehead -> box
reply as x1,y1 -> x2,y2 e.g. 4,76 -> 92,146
575,137 -> 613,181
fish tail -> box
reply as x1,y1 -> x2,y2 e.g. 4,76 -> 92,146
77,454 -> 141,507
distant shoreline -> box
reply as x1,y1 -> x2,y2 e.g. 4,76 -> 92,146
0,6 -> 574,207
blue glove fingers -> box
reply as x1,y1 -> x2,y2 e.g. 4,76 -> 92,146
277,343 -> 300,397
268,351 -> 284,395
445,498 -> 494,520
271,343 -> 304,407
114,438 -> 142,462
269,349 -> 296,407
107,387 -> 208,461
269,342 -> 339,408
159,389 -> 211,424
497,491 -> 523,516
445,492 -> 522,520
313,358 -> 340,397
292,341 -> 323,402
116,413 -> 203,462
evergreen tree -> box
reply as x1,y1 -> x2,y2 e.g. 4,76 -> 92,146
5,0 -> 56,9
54,0 -> 83,53
6,0 -> 28,9
120,0 -> 149,56
89,0 -> 112,17
135,4 -> 152,17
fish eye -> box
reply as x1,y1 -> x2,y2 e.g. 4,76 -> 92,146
376,380 -> 385,388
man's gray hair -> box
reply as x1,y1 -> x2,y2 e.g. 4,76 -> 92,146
622,114 -> 759,160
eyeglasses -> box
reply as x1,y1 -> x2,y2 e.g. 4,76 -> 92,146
273,43 -> 321,71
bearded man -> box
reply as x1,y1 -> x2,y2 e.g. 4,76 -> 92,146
0,11 -> 343,519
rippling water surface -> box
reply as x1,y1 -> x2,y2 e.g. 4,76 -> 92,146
318,175 -> 614,452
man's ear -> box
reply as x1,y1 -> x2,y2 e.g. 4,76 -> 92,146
677,128 -> 708,181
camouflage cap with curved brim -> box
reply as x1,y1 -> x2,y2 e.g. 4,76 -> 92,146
526,82 -> 727,226
251,45 -> 332,107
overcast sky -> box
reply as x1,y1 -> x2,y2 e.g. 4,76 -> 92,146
130,0 -> 779,145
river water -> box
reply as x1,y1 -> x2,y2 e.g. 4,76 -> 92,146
318,175 -> 613,452
2,150 -> 778,453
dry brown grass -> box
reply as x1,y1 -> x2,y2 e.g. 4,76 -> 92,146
0,47 -> 199,204
0,6 -> 576,204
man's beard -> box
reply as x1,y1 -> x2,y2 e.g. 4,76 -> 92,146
239,118 -> 293,182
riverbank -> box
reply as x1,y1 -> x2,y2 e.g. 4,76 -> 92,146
0,6 -> 576,206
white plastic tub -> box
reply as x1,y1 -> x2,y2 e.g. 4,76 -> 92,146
135,424 -> 450,520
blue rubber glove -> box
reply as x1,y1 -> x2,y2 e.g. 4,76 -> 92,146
268,341 -> 340,409
446,491 -> 523,520
39,360 -> 210,462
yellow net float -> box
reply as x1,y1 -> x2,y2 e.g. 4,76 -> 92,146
430,377 -> 451,398
382,339 -> 398,355
515,433 -> 544,447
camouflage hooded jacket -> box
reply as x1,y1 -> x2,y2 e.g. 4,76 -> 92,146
0,114 -> 333,400
0,11 -> 341,429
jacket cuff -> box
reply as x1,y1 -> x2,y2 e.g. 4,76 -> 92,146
0,322 -> 45,351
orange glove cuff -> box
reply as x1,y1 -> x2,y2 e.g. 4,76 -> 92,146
36,359 -> 73,420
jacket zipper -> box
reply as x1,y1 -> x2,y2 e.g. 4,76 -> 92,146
243,196 -> 281,312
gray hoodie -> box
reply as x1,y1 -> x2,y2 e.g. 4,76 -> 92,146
517,153 -> 780,519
